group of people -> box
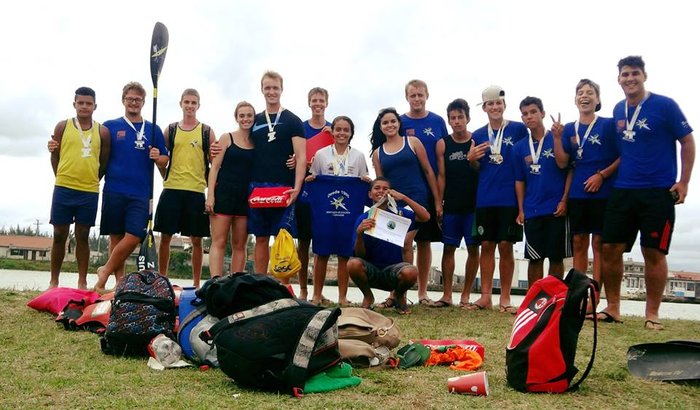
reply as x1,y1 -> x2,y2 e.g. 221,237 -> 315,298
48,55 -> 694,329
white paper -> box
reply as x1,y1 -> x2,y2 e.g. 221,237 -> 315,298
366,208 -> 411,247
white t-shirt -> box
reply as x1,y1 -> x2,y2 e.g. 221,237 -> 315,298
310,145 -> 369,177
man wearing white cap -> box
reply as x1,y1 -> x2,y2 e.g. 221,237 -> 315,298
466,85 -> 528,313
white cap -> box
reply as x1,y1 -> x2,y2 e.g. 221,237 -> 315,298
479,85 -> 505,105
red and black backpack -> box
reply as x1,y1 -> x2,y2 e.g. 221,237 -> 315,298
506,269 -> 598,393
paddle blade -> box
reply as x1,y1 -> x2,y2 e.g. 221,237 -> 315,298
150,22 -> 169,88
138,227 -> 159,272
627,343 -> 700,381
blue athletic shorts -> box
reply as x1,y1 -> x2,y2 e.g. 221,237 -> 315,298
247,182 -> 297,237
442,212 -> 478,247
99,191 -> 149,239
50,186 -> 99,226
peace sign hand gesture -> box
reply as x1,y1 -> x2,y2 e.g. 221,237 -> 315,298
550,113 -> 563,139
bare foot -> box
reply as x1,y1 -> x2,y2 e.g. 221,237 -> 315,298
361,296 -> 374,309
77,282 -> 88,290
48,281 -> 58,289
299,288 -> 308,301
93,266 -> 108,292
338,298 -> 353,307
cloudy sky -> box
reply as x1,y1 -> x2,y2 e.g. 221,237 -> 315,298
2,0 -> 699,271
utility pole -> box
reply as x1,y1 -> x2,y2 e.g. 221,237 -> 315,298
34,219 -> 41,236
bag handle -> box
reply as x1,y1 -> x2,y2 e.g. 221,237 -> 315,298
202,298 -> 302,342
567,278 -> 598,391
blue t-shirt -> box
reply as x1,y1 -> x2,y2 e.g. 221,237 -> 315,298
352,207 -> 416,269
612,93 -> 693,189
303,120 -> 331,139
400,112 -> 448,174
561,117 -> 619,199
103,117 -> 166,199
251,109 -> 305,185
513,132 -> 567,219
472,120 -> 528,207
306,175 -> 370,257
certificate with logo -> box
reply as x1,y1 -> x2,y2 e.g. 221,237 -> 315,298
367,208 -> 411,247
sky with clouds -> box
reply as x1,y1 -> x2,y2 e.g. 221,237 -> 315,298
1,0 -> 699,271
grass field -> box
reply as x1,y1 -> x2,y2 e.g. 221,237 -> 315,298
1,289 -> 698,409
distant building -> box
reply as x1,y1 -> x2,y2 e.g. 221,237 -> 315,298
0,235 -> 54,261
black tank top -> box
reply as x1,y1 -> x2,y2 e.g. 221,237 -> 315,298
443,135 -> 479,214
217,133 -> 254,187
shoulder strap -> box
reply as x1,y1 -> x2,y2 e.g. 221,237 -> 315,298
283,307 -> 340,397
564,270 -> 598,391
164,122 -> 178,181
202,124 -> 211,185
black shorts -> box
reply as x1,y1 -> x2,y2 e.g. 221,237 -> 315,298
295,200 -> 313,241
475,206 -> 523,243
568,198 -> 607,235
154,189 -> 210,237
213,180 -> 249,217
414,203 -> 442,242
354,259 -> 408,292
524,215 -> 571,261
602,188 -> 675,254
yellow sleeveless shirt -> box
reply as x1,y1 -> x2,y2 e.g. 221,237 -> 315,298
163,123 -> 207,192
55,118 -> 101,193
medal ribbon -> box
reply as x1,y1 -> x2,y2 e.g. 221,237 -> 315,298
123,116 -> 146,143
73,117 -> 94,151
574,115 -> 598,154
331,144 -> 349,175
487,119 -> 508,155
528,129 -> 547,165
624,92 -> 649,134
265,107 -> 284,133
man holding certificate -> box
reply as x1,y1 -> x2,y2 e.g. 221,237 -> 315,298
348,177 -> 430,314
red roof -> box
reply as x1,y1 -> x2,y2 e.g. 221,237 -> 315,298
0,235 -> 53,250
671,271 -> 700,281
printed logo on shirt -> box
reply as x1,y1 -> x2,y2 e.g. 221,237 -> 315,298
636,118 -> 651,131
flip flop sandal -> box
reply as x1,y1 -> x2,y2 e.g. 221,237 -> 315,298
418,298 -> 433,306
644,320 -> 665,330
499,305 -> 517,314
462,302 -> 487,311
429,300 -> 451,308
395,302 -> 411,315
598,311 -> 624,323
375,297 -> 395,309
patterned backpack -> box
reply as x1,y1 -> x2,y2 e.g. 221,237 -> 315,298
100,270 -> 177,357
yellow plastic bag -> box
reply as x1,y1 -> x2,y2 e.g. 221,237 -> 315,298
269,228 -> 301,279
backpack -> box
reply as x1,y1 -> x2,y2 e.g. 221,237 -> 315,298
202,298 -> 342,397
337,307 -> 401,367
100,270 -> 177,357
506,269 -> 598,393
201,272 -> 293,319
164,122 -> 211,183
